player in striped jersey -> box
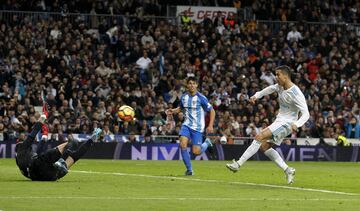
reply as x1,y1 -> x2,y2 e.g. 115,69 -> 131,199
226,65 -> 310,184
166,77 -> 216,176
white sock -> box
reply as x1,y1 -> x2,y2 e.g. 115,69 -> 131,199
264,148 -> 288,171
237,140 -> 261,166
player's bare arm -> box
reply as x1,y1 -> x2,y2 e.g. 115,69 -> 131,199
165,107 -> 181,115
206,108 -> 215,134
249,96 -> 257,104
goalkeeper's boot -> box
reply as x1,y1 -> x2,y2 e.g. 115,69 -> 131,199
91,128 -> 102,142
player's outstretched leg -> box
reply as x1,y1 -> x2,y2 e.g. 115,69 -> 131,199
52,128 -> 102,180
226,129 -> 272,172
60,136 -> 79,160
226,140 -> 261,172
20,114 -> 46,147
263,147 -> 295,184
63,128 -> 102,169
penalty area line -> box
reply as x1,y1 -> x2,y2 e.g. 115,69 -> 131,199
70,170 -> 359,196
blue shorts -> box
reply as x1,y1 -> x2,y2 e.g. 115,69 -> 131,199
179,125 -> 203,145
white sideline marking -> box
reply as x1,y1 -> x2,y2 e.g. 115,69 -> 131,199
71,170 -> 359,196
0,196 -> 359,201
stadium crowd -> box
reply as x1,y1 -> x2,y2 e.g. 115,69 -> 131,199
1,1 -> 360,144
3,0 -> 360,23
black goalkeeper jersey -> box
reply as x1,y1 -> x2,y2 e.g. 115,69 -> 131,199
15,141 -> 37,179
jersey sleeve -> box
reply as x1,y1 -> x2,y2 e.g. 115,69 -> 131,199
199,95 -> 213,112
254,84 -> 279,99
292,88 -> 310,128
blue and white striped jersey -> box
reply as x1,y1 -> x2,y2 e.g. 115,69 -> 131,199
180,92 -> 213,132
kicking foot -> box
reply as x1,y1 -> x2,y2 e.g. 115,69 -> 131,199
91,128 -> 102,142
226,159 -> 240,173
285,167 -> 296,185
184,170 -> 194,176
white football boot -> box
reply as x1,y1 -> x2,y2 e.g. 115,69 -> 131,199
285,167 -> 296,185
226,159 -> 240,173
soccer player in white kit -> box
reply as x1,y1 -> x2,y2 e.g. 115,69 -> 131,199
226,65 -> 310,184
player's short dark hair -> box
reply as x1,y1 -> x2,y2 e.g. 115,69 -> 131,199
276,65 -> 292,78
186,76 -> 198,84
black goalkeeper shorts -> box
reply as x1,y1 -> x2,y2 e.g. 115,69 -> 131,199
29,148 -> 63,181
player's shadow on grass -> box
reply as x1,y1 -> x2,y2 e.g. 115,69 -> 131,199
165,174 -> 193,178
0,178 -> 78,183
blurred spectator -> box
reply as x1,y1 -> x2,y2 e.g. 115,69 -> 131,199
345,117 -> 360,138
287,25 -> 302,43
245,123 -> 259,137
283,139 -> 292,146
180,10 -> 191,31
223,13 -> 235,30
0,122 -> 7,141
337,135 -> 350,147
136,51 -> 152,84
141,31 -> 154,46
260,68 -> 276,85
213,11 -> 224,27
95,61 -> 113,77
136,51 -> 152,70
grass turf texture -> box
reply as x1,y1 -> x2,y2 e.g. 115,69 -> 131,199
1,159 -> 360,210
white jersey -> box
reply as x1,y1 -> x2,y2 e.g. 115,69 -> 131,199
254,84 -> 309,128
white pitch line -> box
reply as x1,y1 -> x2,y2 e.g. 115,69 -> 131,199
71,170 -> 359,196
0,196 -> 359,201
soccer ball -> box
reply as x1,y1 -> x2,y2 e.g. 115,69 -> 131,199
118,105 -> 135,122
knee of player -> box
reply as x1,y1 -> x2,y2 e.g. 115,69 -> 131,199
179,142 -> 188,149
259,144 -> 269,152
179,138 -> 189,149
192,148 -> 201,155
255,133 -> 265,142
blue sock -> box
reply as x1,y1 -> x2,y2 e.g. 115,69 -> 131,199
181,148 -> 192,171
200,142 -> 210,153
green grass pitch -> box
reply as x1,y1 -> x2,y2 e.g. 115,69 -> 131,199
1,159 -> 360,210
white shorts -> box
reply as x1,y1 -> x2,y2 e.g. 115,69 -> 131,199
267,121 -> 292,145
